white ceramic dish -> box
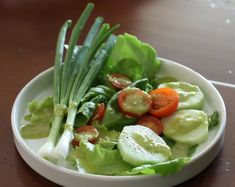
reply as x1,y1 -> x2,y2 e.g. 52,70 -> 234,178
11,58 -> 226,187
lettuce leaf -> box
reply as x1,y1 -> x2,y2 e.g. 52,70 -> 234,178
71,141 -> 132,175
127,157 -> 190,176
98,33 -> 160,85
70,140 -> 190,176
20,97 -> 54,139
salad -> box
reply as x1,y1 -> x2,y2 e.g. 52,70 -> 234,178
20,3 -> 219,176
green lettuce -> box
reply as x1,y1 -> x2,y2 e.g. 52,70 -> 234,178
94,124 -> 120,149
20,97 -> 54,139
70,140 -> 190,176
127,157 -> 190,176
98,33 -> 160,85
71,141 -> 132,175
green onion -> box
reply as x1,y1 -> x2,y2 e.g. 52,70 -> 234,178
53,35 -> 117,160
38,2 -> 119,162
60,3 -> 94,103
38,3 -> 96,161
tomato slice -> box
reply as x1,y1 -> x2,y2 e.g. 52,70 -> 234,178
107,73 -> 132,89
91,103 -> 105,121
118,88 -> 152,118
137,115 -> 163,135
72,125 -> 99,147
149,87 -> 179,117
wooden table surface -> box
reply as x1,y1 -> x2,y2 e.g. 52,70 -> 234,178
1,0 -> 234,186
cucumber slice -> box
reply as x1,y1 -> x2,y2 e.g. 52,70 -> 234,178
171,143 -> 197,159
162,109 -> 209,145
158,82 -> 204,110
118,125 -> 171,166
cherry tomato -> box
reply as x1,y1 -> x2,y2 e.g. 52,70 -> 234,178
149,87 -> 179,117
107,73 -> 132,89
118,88 -> 152,118
137,115 -> 163,135
72,125 -> 99,147
91,103 -> 105,121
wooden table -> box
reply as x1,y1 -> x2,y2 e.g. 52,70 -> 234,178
1,0 -> 234,186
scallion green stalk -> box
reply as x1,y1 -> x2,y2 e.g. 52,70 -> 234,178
38,3 -> 95,161
53,35 -> 117,160
60,3 -> 94,103
38,2 -> 119,163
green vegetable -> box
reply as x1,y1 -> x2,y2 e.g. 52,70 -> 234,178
128,157 -> 190,176
101,91 -> 137,131
71,141 -> 132,175
74,102 -> 96,127
75,95 -> 107,127
162,109 -> 209,145
208,111 -> 219,130
38,3 -> 120,162
171,143 -> 198,159
162,136 -> 176,148
53,35 -> 118,160
158,82 -> 204,110
150,76 -> 177,89
81,85 -> 115,104
95,124 -> 120,149
129,78 -> 152,92
118,125 -> 172,166
187,144 -> 198,157
98,33 -> 161,85
20,97 -> 54,139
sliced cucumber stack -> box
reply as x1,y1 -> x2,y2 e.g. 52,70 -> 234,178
118,125 -> 171,166
162,109 -> 209,145
158,82 -> 204,110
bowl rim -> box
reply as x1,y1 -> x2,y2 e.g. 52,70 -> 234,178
11,57 -> 226,182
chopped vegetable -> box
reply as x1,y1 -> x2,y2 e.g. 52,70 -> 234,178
72,125 -> 99,147
118,125 -> 172,166
91,103 -> 106,122
137,115 -> 163,135
101,91 -> 137,131
162,109 -> 209,145
158,82 -> 204,110
170,143 -> 198,159
107,73 -> 132,89
149,87 -> 179,118
118,88 -> 152,118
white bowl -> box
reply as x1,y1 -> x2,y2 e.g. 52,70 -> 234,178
11,58 -> 226,187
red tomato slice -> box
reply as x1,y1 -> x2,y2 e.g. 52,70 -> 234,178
107,73 -> 132,89
91,103 -> 105,121
118,88 -> 152,118
137,115 -> 163,135
72,125 -> 99,147
149,87 -> 179,117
